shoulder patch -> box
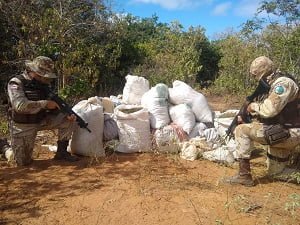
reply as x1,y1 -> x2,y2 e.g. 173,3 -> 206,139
274,85 -> 285,95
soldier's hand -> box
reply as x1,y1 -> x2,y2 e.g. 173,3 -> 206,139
237,115 -> 244,124
247,103 -> 255,113
46,100 -> 60,110
67,114 -> 76,122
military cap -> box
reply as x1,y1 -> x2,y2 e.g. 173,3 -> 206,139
250,56 -> 275,79
25,56 -> 57,78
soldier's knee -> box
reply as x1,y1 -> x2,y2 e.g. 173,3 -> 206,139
235,124 -> 250,138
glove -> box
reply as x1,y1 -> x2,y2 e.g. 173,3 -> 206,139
204,128 -> 219,143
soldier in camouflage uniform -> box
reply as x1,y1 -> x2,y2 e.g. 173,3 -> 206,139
7,56 -> 79,166
225,56 -> 300,186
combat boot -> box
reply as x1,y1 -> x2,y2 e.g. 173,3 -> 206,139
54,140 -> 79,162
223,158 -> 255,187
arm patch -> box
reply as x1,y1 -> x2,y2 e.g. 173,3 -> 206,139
274,85 -> 285,95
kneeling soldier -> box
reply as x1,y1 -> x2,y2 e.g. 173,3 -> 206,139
7,56 -> 79,166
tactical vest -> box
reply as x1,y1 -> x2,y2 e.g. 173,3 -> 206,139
8,75 -> 49,124
259,72 -> 300,128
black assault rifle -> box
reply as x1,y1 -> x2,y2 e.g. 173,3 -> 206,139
33,79 -> 92,133
225,78 -> 270,140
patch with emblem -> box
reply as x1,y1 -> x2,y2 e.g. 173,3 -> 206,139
274,85 -> 284,95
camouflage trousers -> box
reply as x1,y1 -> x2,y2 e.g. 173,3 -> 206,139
10,113 -> 76,166
234,122 -> 300,160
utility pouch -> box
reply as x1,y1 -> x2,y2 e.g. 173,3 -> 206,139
264,124 -> 290,145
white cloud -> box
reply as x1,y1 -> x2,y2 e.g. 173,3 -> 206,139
130,0 -> 213,10
233,0 -> 261,17
212,2 -> 232,16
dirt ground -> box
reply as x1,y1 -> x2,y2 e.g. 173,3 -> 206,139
0,95 -> 299,225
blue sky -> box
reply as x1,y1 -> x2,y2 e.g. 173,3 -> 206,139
113,0 -> 262,39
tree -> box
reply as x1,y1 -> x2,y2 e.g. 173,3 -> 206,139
213,34 -> 262,94
241,0 -> 300,76
190,26 -> 221,87
0,0 -> 122,98
133,21 -> 200,85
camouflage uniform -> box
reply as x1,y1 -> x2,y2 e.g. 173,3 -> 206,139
225,56 -> 300,186
7,56 -> 77,166
235,75 -> 300,175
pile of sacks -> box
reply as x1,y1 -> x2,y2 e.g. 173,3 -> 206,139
70,74 -> 238,165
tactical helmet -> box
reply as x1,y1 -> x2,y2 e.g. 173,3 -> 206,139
25,56 -> 57,78
249,56 -> 275,79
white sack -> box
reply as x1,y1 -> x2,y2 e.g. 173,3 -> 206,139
203,128 -> 220,143
213,109 -> 239,138
115,105 -> 151,153
147,83 -> 169,99
110,95 -> 122,107
122,74 -> 150,105
200,109 -> 239,163
188,137 -> 213,153
180,142 -> 200,161
103,113 -> 119,141
154,125 -> 181,154
141,83 -> 170,129
188,122 -> 207,139
190,96 -> 214,123
143,97 -> 170,129
169,104 -> 195,135
202,146 -> 235,165
168,80 -> 199,104
70,97 -> 104,157
168,80 -> 213,123
214,117 -> 235,137
154,125 -> 180,147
